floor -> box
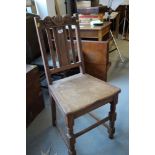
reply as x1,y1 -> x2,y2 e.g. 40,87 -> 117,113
26,38 -> 129,155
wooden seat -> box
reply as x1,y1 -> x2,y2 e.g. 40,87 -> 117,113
50,73 -> 120,115
34,14 -> 121,155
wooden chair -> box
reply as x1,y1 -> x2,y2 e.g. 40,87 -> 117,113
34,15 -> 121,155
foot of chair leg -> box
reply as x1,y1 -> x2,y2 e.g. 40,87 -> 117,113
108,110 -> 116,139
66,115 -> 76,155
68,145 -> 76,155
108,127 -> 115,139
51,96 -> 56,126
108,95 -> 118,139
67,135 -> 76,155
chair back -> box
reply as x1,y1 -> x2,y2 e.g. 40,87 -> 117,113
34,15 -> 85,85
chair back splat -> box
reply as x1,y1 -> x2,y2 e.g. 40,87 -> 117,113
34,15 -> 85,85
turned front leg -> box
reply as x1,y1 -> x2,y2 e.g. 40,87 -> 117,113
66,115 -> 76,155
108,95 -> 118,139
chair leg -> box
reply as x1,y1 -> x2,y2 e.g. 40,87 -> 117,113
108,95 -> 118,139
65,115 -> 76,155
50,96 -> 56,126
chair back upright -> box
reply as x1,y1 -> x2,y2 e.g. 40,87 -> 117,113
34,15 -> 85,85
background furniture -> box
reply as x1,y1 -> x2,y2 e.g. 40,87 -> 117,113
35,15 -> 121,155
77,6 -> 120,38
77,6 -> 107,17
64,1 -> 129,36
26,65 -> 44,127
26,0 -> 37,14
26,13 -> 41,64
79,22 -> 111,41
82,40 -> 110,81
26,13 -> 54,86
64,0 -> 77,15
76,0 -> 91,9
108,12 -> 120,38
116,4 -> 129,37
76,0 -> 99,9
69,40 -> 110,81
118,4 -> 129,40
26,13 -> 49,69
65,0 -> 99,15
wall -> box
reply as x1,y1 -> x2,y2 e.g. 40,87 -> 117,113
99,0 -> 129,6
34,0 -> 48,18
34,0 -> 56,19
99,0 -> 127,10
46,0 -> 56,16
57,0 -> 66,15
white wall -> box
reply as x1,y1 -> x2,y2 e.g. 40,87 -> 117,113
57,0 -> 66,15
35,0 -> 48,18
99,0 -> 128,10
99,0 -> 129,6
34,0 -> 56,19
46,0 -> 56,16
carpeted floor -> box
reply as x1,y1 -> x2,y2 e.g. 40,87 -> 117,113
26,38 -> 129,155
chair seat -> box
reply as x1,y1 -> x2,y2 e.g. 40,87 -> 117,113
49,73 -> 120,114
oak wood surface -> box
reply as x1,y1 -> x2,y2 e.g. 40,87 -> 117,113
76,22 -> 111,41
69,40 -> 110,81
81,40 -> 109,81
34,15 -> 121,155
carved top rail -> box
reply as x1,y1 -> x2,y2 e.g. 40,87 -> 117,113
43,15 -> 78,28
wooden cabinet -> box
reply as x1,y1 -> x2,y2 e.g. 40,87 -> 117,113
81,40 -> 110,81
26,65 -> 44,127
69,40 -> 110,81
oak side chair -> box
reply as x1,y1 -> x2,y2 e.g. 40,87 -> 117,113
34,15 -> 121,155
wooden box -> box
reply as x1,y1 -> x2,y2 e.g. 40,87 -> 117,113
26,65 -> 44,127
81,40 -> 110,81
68,40 -> 110,81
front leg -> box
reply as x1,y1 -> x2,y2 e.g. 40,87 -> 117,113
65,115 -> 76,155
108,95 -> 118,139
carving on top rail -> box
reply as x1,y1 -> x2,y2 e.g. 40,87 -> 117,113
43,15 -> 77,28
